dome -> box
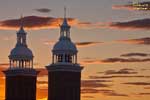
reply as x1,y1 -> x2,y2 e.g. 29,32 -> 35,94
9,46 -> 33,59
53,38 -> 77,53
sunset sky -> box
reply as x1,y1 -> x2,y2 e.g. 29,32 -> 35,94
0,0 -> 150,100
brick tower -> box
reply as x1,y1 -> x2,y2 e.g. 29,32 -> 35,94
46,8 -> 83,100
3,16 -> 38,100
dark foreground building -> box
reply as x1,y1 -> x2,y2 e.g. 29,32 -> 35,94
3,18 -> 38,100
46,9 -> 83,100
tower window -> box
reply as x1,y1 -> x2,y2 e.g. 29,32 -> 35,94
58,54 -> 63,62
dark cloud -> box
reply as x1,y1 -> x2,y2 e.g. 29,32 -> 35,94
81,88 -> 128,97
119,37 -> 150,45
81,58 -> 150,65
102,58 -> 150,63
77,22 -> 106,29
34,8 -> 51,13
104,91 -> 128,97
76,42 -> 103,47
89,75 -> 150,79
104,68 -> 137,75
81,80 -> 111,88
44,41 -> 103,48
123,82 -> 150,86
3,16 -> 150,31
0,16 -> 107,30
82,88 -> 128,97
121,53 -> 150,57
138,93 -> 150,95
81,88 -> 112,94
110,19 -> 150,30
0,16 -> 77,30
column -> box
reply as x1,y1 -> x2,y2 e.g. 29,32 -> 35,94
32,60 -> 33,69
63,53 -> 65,62
10,60 -> 11,68
75,54 -> 77,64
25,60 -> 27,68
28,60 -> 31,68
52,54 -> 54,64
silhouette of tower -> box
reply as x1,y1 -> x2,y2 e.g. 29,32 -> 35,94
3,16 -> 38,100
46,8 -> 83,100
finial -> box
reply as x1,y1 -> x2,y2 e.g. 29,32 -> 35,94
20,14 -> 24,28
64,6 -> 67,18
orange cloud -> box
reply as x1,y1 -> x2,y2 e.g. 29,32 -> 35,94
118,37 -> 150,45
2,16 -> 150,31
0,15 -> 111,31
0,16 -> 78,30
109,19 -> 150,30
112,5 -> 135,11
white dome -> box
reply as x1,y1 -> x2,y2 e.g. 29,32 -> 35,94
9,46 -> 33,59
53,38 -> 77,53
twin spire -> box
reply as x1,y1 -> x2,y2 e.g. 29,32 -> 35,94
17,7 -> 71,46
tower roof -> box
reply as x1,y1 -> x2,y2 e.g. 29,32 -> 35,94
9,46 -> 33,60
52,7 -> 77,54
53,38 -> 77,54
9,16 -> 33,60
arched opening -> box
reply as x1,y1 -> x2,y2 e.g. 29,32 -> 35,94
52,53 -> 77,64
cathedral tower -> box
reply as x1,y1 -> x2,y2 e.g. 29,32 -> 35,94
3,17 -> 38,100
46,8 -> 83,100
